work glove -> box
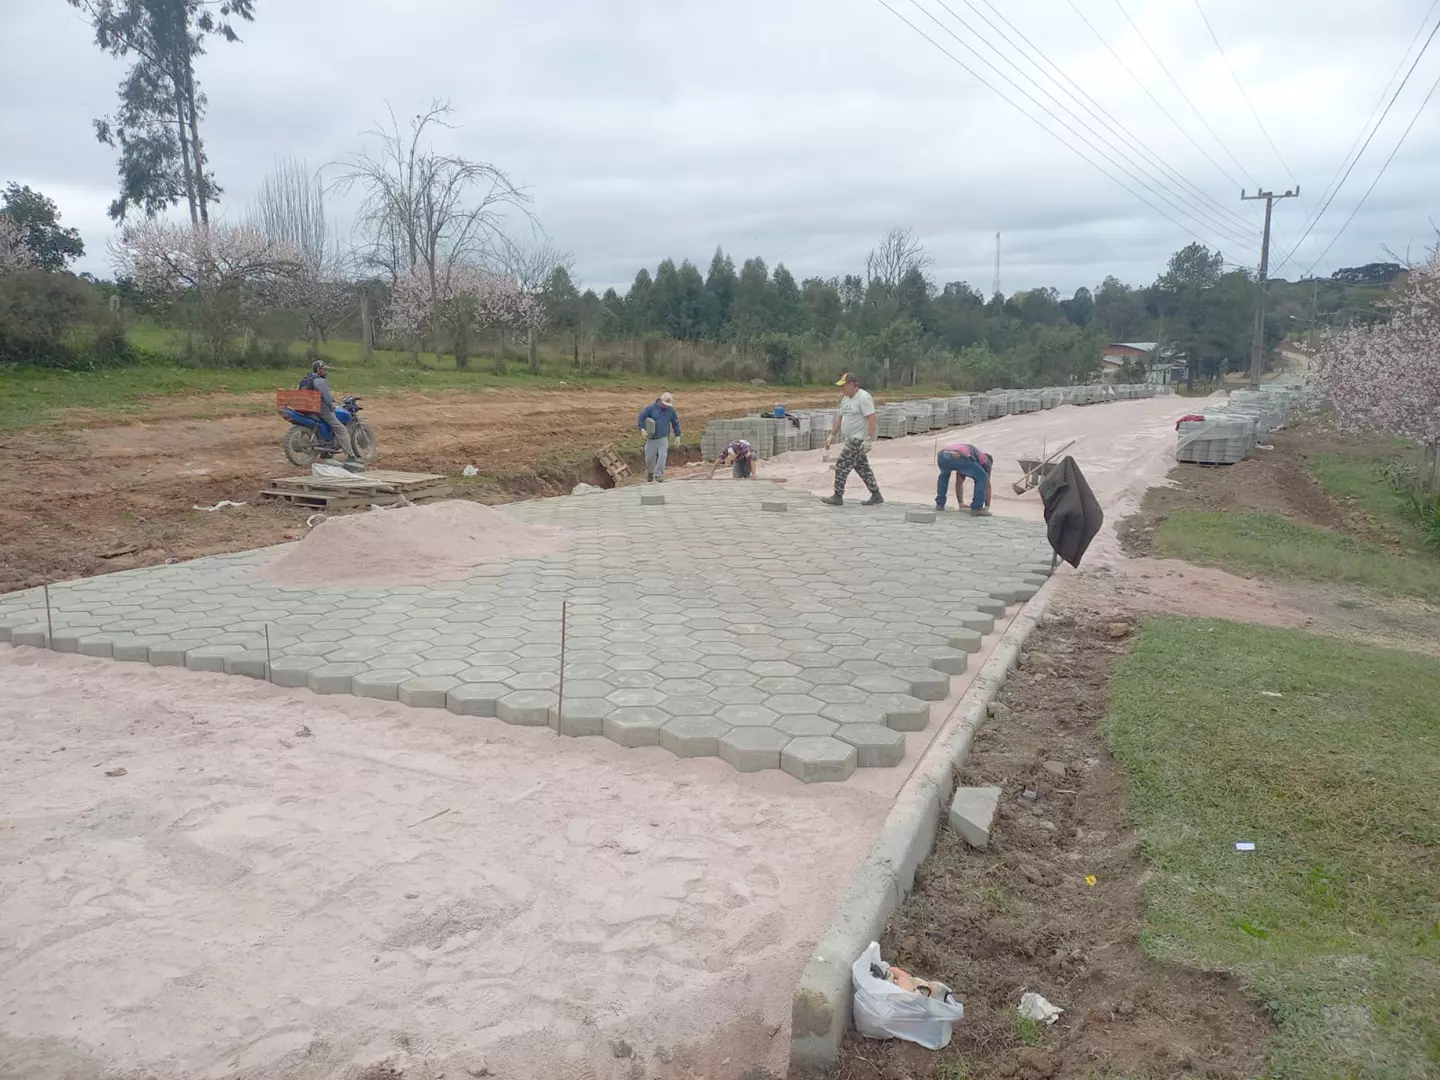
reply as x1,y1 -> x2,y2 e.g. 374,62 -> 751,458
862,438 -> 874,454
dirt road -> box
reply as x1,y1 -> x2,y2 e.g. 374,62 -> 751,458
0,385 -> 843,593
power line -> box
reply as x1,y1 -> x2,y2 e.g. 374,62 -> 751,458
1109,0 -> 1260,187
1272,4 -> 1440,274
1301,64 -> 1440,277
1192,0 -> 1297,187
871,0 -> 1247,250
960,0 -> 1260,240
924,0 -> 1256,248
1066,0 -> 1249,193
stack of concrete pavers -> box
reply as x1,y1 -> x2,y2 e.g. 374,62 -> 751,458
700,417 -> 776,460
699,383 -> 1178,461
875,405 -> 909,439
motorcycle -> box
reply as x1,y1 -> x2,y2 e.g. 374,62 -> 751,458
280,394 -> 379,467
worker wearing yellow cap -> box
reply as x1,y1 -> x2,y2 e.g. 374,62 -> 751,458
822,373 -> 883,506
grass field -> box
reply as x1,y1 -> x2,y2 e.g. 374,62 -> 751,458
1155,510 -> 1440,602
1108,617 -> 1440,1079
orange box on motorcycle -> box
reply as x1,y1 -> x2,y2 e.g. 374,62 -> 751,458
276,389 -> 323,414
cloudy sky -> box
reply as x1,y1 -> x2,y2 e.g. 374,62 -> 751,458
3,0 -> 1438,295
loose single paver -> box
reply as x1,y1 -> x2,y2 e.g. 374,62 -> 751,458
0,483 -> 1051,780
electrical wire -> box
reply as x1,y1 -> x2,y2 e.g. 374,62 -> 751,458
1191,0 -> 1297,187
872,0 -> 1238,250
1110,0 -> 1259,188
924,0 -> 1256,248
1301,63 -> 1440,277
972,0 -> 1257,238
1272,2 -> 1440,274
1066,0 -> 1250,195
895,0 -> 1254,252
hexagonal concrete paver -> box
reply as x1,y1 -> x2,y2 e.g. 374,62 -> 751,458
604,706 -> 668,747
774,714 -> 839,737
497,690 -> 556,726
718,727 -> 792,772
895,668 -> 950,701
268,656 -> 325,687
550,698 -> 609,737
659,717 -> 730,758
308,662 -> 370,694
715,704 -> 779,728
446,682 -> 508,717
399,676 -> 459,708
352,669 -> 415,700
835,723 -> 906,767
781,736 -> 858,783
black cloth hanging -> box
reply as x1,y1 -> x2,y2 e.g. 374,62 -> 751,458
1038,456 -> 1104,568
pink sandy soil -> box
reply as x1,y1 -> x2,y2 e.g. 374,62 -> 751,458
2,395 -> 1259,1080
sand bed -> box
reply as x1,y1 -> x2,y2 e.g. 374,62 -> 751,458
0,648 -> 885,1080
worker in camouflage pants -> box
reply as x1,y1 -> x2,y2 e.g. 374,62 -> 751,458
821,372 -> 884,506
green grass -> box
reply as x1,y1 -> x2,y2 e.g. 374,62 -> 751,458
1107,617 -> 1440,1079
1304,443 -> 1429,546
1155,510 -> 1440,603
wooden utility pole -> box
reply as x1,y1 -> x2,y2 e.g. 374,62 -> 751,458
1241,186 -> 1299,387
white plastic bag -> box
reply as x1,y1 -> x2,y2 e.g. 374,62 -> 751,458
851,941 -> 964,1050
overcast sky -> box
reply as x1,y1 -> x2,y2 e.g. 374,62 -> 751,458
3,0 -> 1438,295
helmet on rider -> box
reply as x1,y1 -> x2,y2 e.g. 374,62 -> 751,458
310,359 -> 327,377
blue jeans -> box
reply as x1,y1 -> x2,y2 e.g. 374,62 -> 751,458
936,450 -> 989,510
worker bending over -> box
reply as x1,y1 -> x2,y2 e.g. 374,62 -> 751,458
710,438 -> 758,479
936,441 -> 993,516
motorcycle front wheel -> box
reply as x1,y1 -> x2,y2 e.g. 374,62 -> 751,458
350,421 -> 379,463
284,425 -> 321,467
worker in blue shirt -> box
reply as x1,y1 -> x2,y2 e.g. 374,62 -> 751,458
637,391 -> 681,482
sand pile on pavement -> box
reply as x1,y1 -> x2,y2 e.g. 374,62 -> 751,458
258,499 -> 570,586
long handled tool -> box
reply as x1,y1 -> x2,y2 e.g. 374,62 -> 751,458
1012,438 -> 1076,495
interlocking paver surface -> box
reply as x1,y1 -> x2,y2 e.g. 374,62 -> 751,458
0,484 -> 1052,781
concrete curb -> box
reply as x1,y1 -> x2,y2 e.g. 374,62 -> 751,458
788,571 -> 1064,1075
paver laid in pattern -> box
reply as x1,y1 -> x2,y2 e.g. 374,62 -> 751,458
0,483 -> 1053,780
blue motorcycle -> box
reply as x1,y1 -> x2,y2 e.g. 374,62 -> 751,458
280,394 -> 378,467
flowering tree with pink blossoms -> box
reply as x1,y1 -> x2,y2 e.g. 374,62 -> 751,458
1313,244 -> 1440,493
388,263 -> 540,370
0,214 -> 38,275
112,220 -> 304,362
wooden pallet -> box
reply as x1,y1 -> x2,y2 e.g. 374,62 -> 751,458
258,469 -> 452,510
596,443 -> 631,484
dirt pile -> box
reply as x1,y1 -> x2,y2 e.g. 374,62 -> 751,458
257,499 -> 571,586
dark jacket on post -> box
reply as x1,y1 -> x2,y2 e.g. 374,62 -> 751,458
1039,456 -> 1103,568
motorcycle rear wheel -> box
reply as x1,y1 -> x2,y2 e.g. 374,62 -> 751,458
284,425 -> 321,467
351,421 -> 379,462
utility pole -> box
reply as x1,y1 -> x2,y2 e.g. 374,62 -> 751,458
992,232 -> 1001,298
1240,186 -> 1299,387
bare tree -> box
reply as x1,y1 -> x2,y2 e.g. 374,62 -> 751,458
247,156 -> 352,348
504,242 -> 573,373
331,101 -> 532,361
865,226 -> 931,292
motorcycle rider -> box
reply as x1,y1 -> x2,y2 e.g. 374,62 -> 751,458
299,359 -> 362,466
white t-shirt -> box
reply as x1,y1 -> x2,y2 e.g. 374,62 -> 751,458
839,389 -> 876,442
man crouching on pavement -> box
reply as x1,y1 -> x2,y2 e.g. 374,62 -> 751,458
822,372 -> 883,506
710,438 -> 758,480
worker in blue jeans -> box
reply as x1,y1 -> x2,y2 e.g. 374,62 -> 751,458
936,442 -> 993,516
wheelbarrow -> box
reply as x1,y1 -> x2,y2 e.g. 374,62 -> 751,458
1013,439 -> 1075,495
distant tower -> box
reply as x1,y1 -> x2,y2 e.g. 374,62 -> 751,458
992,232 -> 1001,297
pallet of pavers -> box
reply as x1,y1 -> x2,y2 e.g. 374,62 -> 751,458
259,469 -> 451,509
